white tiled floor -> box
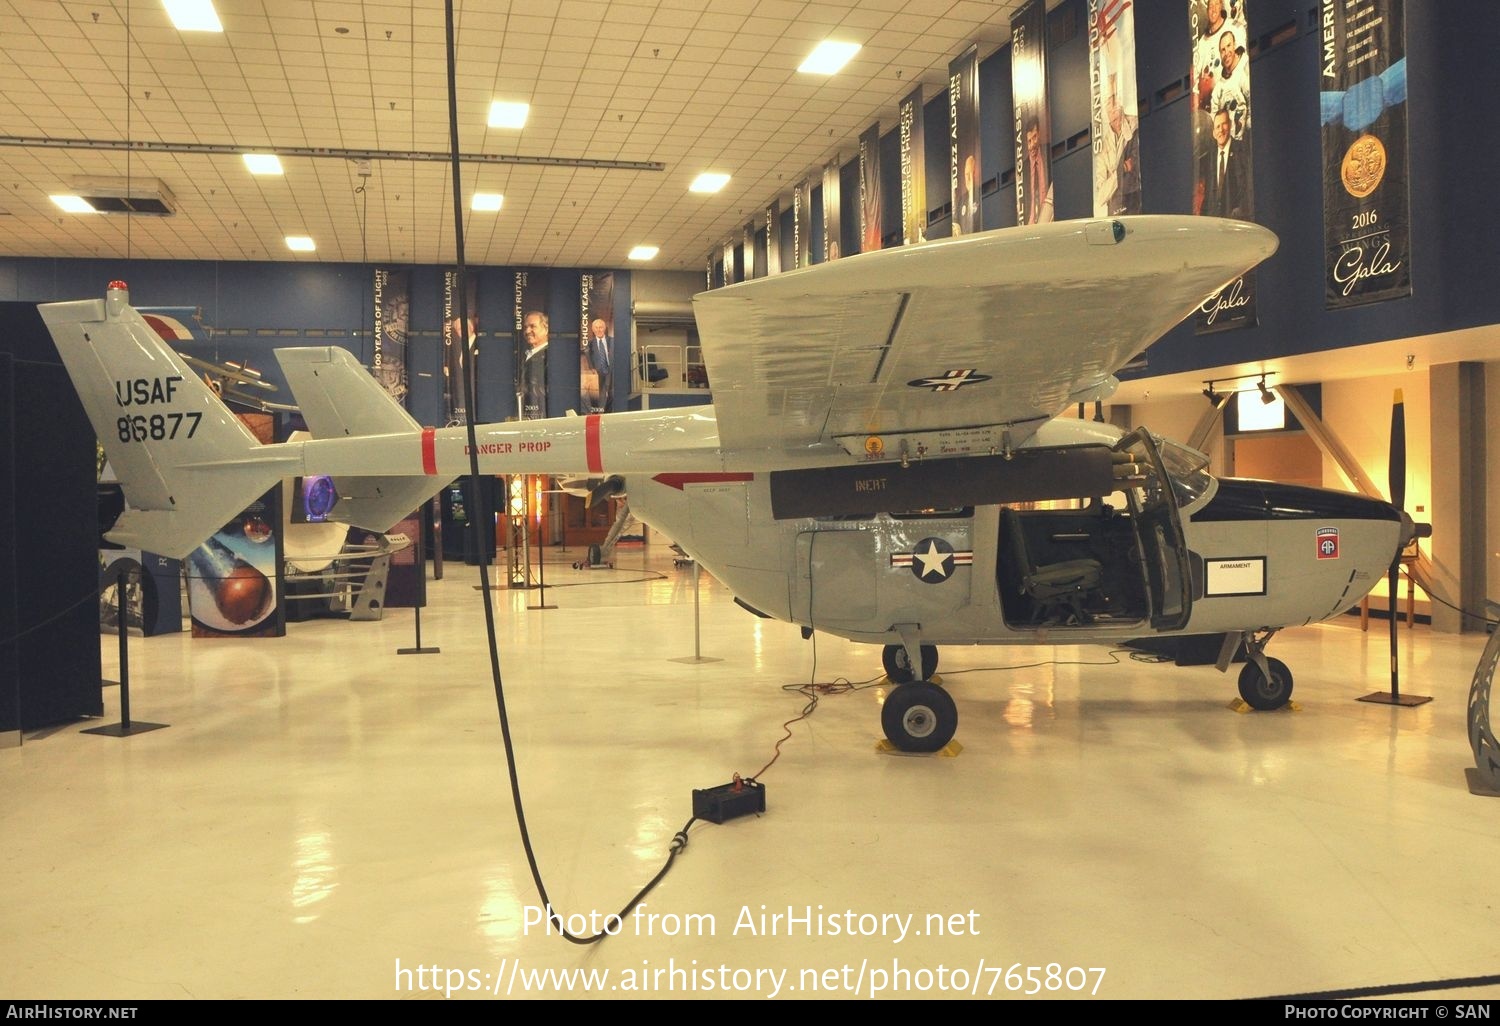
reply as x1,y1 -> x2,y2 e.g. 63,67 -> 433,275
6,541 -> 1500,1001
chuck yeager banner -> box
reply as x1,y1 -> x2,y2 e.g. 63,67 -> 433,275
1190,0 -> 1257,333
579,272 -> 614,415
1320,0 -> 1410,309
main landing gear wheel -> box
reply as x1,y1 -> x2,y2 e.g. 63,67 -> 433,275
881,681 -> 958,753
1238,656 -> 1294,711
881,643 -> 938,684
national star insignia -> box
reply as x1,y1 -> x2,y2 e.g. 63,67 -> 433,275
890,538 -> 973,583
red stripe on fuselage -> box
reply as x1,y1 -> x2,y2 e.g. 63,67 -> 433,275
421,427 -> 437,475
586,414 -> 603,473
651,473 -> 755,490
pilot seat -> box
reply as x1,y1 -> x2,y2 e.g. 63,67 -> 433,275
1001,506 -> 1103,626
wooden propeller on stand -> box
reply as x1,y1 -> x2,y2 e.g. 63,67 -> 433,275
1360,389 -> 1432,707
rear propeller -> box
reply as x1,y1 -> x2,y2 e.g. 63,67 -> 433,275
1360,388 -> 1432,707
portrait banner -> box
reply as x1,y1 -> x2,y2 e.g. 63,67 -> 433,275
766,199 -> 782,275
898,86 -> 927,245
1012,1 -> 1054,226
1090,0 -> 1142,216
579,272 -> 614,414
859,121 -> 882,253
793,178 -> 811,270
372,267 -> 410,407
1191,0 -> 1258,333
822,158 -> 842,261
441,269 -> 478,426
514,270 -> 550,420
949,43 -> 980,236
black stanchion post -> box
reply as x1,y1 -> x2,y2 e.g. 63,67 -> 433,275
83,566 -> 168,738
397,603 -> 440,655
529,511 -> 555,610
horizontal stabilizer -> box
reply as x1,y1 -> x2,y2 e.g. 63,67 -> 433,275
277,346 -> 421,439
328,475 -> 452,535
768,447 -> 1116,520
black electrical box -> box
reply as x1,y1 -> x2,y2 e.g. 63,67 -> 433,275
692,780 -> 766,824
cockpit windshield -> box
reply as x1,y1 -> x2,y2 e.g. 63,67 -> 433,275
1157,438 -> 1215,510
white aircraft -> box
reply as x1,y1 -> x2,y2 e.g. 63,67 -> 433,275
41,216 -> 1419,751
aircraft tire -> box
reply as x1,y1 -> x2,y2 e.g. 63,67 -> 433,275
1238,657 -> 1294,710
881,681 -> 957,753
588,544 -> 603,566
881,644 -> 939,684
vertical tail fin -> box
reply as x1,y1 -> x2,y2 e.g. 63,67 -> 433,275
38,282 -> 295,558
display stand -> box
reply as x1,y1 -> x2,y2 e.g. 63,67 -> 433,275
82,561 -> 168,738
397,604 -> 440,655
670,560 -> 721,664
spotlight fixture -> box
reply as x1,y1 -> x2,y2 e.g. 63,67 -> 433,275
1202,381 -> 1223,406
1257,375 -> 1276,405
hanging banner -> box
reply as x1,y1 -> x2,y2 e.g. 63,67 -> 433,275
579,272 -> 614,414
859,122 -> 882,253
1090,0 -> 1142,216
441,269 -> 478,426
822,158 -> 842,260
514,270 -> 550,420
793,178 -> 811,269
1012,1 -> 1053,226
723,238 -> 736,285
1191,0 -> 1257,332
372,267 -> 410,407
1320,0 -> 1410,309
898,86 -> 927,246
949,43 -> 980,236
743,221 -> 757,280
766,198 -> 781,275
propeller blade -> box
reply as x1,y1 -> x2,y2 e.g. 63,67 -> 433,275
1388,388 -> 1406,699
1389,388 -> 1406,511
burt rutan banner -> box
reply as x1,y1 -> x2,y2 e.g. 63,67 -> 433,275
1320,0 -> 1410,309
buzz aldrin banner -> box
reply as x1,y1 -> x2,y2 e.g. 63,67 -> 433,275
514,270 -> 550,421
1012,1 -> 1054,227
372,268 -> 410,407
1320,0 -> 1410,309
1090,0 -> 1142,216
898,86 -> 927,246
579,272 -> 614,414
1190,0 -> 1257,333
441,269 -> 478,426
948,43 -> 980,236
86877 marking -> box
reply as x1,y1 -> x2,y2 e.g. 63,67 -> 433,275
116,411 -> 201,442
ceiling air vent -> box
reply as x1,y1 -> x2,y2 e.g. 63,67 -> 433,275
69,178 -> 177,216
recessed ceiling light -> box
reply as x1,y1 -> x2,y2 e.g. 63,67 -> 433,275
689,173 -> 730,194
798,40 -> 860,75
242,153 -> 283,175
50,195 -> 95,213
163,0 -> 223,32
488,101 -> 529,129
628,245 -> 659,261
285,236 -> 316,252
471,192 -> 503,212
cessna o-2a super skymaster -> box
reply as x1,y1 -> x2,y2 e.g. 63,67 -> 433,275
42,215 -> 1421,752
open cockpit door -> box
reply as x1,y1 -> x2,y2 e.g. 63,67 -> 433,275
1113,428 -> 1193,631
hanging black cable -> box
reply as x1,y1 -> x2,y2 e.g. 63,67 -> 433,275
439,1 -> 689,946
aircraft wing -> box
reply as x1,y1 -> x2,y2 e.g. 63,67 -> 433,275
693,215 -> 1276,459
